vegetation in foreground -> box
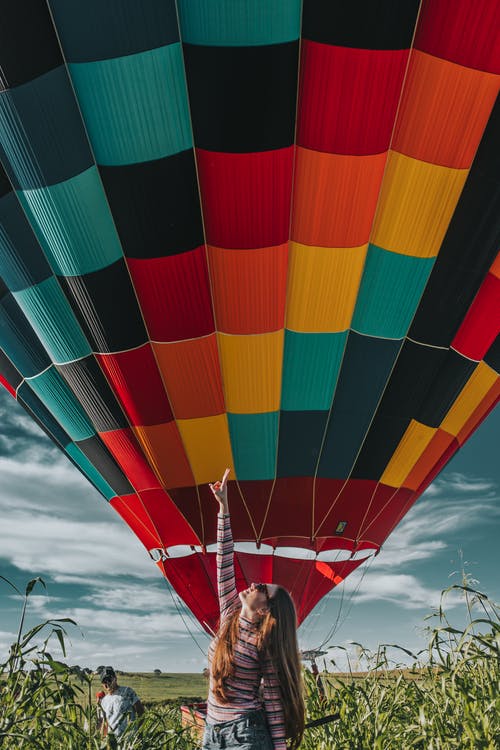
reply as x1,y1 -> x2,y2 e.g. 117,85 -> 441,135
0,576 -> 498,749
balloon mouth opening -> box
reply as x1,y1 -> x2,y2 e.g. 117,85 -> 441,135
149,543 -> 378,563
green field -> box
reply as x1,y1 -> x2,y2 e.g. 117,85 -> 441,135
87,672 -> 207,705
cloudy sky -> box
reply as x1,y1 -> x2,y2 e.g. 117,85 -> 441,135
0,387 -> 498,673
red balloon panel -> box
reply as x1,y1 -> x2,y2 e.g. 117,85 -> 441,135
414,0 -> 500,73
196,147 -> 294,249
452,273 -> 500,360
161,550 -> 366,634
97,344 -> 173,426
100,428 -> 162,491
111,494 -> 163,550
357,486 -> 415,544
138,488 -> 200,547
259,477 -> 315,541
127,247 -> 215,342
298,42 -> 409,155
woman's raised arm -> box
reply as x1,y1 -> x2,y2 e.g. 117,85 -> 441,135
209,469 -> 239,622
209,467 -> 230,515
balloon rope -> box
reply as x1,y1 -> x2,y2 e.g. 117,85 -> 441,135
298,552 -> 342,649
300,550 -> 375,654
358,485 -> 401,539
319,554 -> 375,650
166,582 -> 209,657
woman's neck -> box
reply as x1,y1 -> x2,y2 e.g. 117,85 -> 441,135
240,603 -> 261,622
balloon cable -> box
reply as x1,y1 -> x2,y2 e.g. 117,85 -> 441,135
166,583 -> 209,658
318,554 -> 375,651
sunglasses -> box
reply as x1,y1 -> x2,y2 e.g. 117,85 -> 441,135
254,582 -> 269,600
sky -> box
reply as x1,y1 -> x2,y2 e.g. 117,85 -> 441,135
0,386 -> 498,673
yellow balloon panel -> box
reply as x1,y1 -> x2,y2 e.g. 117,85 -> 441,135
176,414 -> 234,485
441,361 -> 499,436
285,242 -> 368,332
371,151 -> 468,258
217,331 -> 284,413
381,420 -> 436,488
457,380 -> 500,445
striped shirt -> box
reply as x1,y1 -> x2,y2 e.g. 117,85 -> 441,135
206,513 -> 287,750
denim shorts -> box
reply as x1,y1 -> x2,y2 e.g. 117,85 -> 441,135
201,709 -> 273,750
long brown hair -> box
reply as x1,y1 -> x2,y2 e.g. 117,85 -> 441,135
211,587 -> 305,749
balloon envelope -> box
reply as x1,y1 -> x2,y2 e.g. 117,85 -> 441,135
0,0 -> 499,633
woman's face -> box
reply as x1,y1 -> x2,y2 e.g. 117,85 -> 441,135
102,676 -> 118,694
239,582 -> 279,612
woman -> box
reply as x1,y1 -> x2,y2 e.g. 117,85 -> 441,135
203,469 -> 305,750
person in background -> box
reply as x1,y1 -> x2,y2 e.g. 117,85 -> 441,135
97,666 -> 144,747
203,469 -> 305,750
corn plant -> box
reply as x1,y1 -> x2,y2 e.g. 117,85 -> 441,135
0,576 -> 98,748
1,576 -> 498,748
301,583 -> 499,749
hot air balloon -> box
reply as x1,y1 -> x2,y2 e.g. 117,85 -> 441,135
0,0 -> 499,634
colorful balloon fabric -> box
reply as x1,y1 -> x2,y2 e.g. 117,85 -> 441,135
0,0 -> 499,633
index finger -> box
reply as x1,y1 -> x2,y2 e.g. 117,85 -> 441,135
221,467 -> 230,489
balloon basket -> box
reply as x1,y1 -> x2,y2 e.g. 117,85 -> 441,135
180,702 -> 207,741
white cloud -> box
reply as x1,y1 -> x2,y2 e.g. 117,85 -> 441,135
14,601 -> 209,673
0,454 -> 84,488
349,572 -> 462,610
0,402 -> 47,440
370,540 -> 447,569
422,472 -> 497,497
33,605 -> 189,638
81,583 -> 169,612
50,574 -> 121,586
18,594 -> 58,610
0,510 -> 158,579
0,453 -> 104,517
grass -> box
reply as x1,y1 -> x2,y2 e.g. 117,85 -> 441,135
1,575 -> 499,748
84,673 -> 207,706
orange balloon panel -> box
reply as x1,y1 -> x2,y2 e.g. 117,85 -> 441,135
207,244 -> 288,334
291,148 -> 387,248
153,334 -> 225,419
490,251 -> 500,279
403,428 -> 456,491
392,50 -> 500,169
132,422 -> 195,489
